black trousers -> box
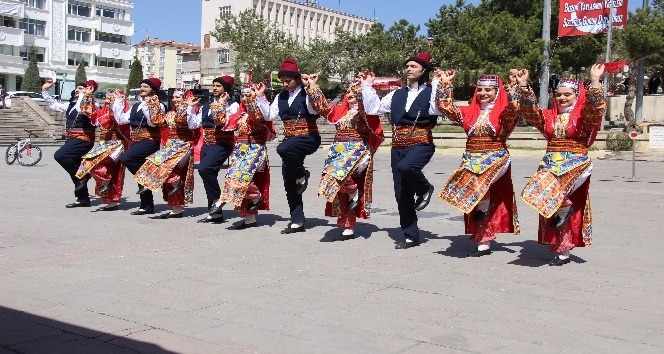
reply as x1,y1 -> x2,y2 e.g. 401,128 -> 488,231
391,143 -> 435,241
198,143 -> 233,208
54,138 -> 94,200
276,135 -> 321,223
120,139 -> 160,209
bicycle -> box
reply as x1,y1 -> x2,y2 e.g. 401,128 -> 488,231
5,129 -> 43,166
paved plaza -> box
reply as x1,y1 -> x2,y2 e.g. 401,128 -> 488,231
1,145 -> 663,354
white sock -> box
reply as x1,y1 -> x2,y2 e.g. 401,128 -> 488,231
555,205 -> 571,219
296,177 -> 305,185
350,190 -> 359,202
290,221 -> 303,229
172,206 -> 183,214
477,242 -> 490,251
558,251 -> 571,260
245,214 -> 256,224
477,198 -> 490,212
342,228 -> 354,236
106,202 -> 118,208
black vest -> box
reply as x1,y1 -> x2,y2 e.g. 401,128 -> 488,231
390,86 -> 437,126
200,100 -> 234,128
277,88 -> 318,121
65,100 -> 94,129
129,102 -> 153,128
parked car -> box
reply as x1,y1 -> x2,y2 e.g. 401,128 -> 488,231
8,91 -> 46,102
94,91 -> 106,99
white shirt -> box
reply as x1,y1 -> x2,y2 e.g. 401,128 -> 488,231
42,90 -> 83,115
362,81 -> 442,116
113,98 -> 156,126
257,86 -> 317,121
190,99 -> 240,128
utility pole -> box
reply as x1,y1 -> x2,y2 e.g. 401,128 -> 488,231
636,0 -> 650,123
539,0 -> 552,109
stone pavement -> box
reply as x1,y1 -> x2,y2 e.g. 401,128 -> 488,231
1,145 -> 663,354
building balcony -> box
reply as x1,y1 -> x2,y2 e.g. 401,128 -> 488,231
65,15 -> 98,30
66,40 -> 98,54
0,26 -> 24,46
97,41 -> 132,60
98,16 -> 133,37
0,0 -> 24,18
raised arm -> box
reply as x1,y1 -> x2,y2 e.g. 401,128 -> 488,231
515,69 -> 545,133
580,64 -> 607,135
80,86 -> 96,117
41,79 -> 69,112
498,69 -> 525,135
305,73 -> 334,121
185,96 -> 202,129
433,69 -> 463,124
145,95 -> 167,126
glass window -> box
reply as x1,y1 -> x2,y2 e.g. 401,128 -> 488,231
20,0 -> 46,9
68,26 -> 92,42
217,50 -> 230,64
95,31 -> 125,44
68,1 -> 92,17
0,15 -> 16,28
68,51 -> 91,66
95,56 -> 124,68
95,5 -> 126,20
20,45 -> 46,62
219,6 -> 231,16
0,44 -> 14,56
19,18 -> 46,36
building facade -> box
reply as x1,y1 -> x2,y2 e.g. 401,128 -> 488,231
0,0 -> 134,96
133,38 -> 200,89
200,0 -> 375,86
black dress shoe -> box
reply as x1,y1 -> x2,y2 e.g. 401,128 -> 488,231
466,248 -> 492,257
333,233 -> 356,241
473,200 -> 494,222
247,194 -> 264,213
74,177 -> 89,192
281,222 -> 305,234
548,256 -> 572,266
94,205 -> 118,212
415,184 -> 435,211
197,216 -> 224,224
130,207 -> 155,215
395,240 -> 420,249
98,182 -> 112,195
235,222 -> 258,230
168,180 -> 184,196
296,170 -> 310,195
552,206 -> 575,229
136,186 -> 149,195
152,212 -> 183,219
65,200 -> 91,208
208,201 -> 225,215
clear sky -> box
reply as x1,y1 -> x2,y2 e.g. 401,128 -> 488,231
129,0 -> 646,45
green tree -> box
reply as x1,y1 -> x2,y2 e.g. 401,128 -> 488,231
126,56 -> 143,92
75,59 -> 87,85
21,45 -> 41,92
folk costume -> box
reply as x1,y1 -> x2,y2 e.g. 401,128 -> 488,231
307,82 -> 384,240
197,76 -> 240,223
257,58 -> 321,234
133,89 -> 201,218
362,52 -> 442,249
114,78 -> 164,215
45,80 -> 99,207
216,87 -> 277,228
518,79 -> 606,265
75,90 -> 131,211
434,75 -> 520,257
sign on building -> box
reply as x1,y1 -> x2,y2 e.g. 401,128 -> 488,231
558,0 -> 628,37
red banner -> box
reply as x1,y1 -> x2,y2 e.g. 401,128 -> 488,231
558,0 -> 629,37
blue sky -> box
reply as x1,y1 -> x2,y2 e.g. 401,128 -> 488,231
130,0 -> 646,45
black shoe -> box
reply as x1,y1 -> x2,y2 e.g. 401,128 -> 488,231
473,200 -> 494,222
281,222 -> 305,234
130,207 -> 154,215
197,216 -> 224,224
296,170 -> 310,195
235,221 -> 258,230
415,184 -> 435,211
65,199 -> 91,208
467,248 -> 492,257
247,194 -> 264,213
74,177 -> 89,192
552,206 -> 575,229
93,205 -> 118,212
98,182 -> 112,195
152,212 -> 183,219
548,256 -> 572,266
333,233 -> 356,241
395,240 -> 420,249
208,201 -> 225,215
136,186 -> 149,195
168,180 -> 183,196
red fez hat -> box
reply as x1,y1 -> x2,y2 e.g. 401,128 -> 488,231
140,78 -> 162,93
213,75 -> 235,92
404,52 -> 432,69
278,58 -> 301,78
82,80 -> 98,92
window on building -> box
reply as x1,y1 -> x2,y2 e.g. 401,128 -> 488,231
0,15 -> 16,28
95,5 -> 126,20
96,56 -> 124,68
68,1 -> 92,17
19,18 -> 46,36
20,45 -> 45,62
67,51 -> 91,66
217,50 -> 230,65
219,6 -> 231,17
68,26 -> 92,42
20,0 -> 45,9
95,31 -> 125,44
0,44 -> 14,56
